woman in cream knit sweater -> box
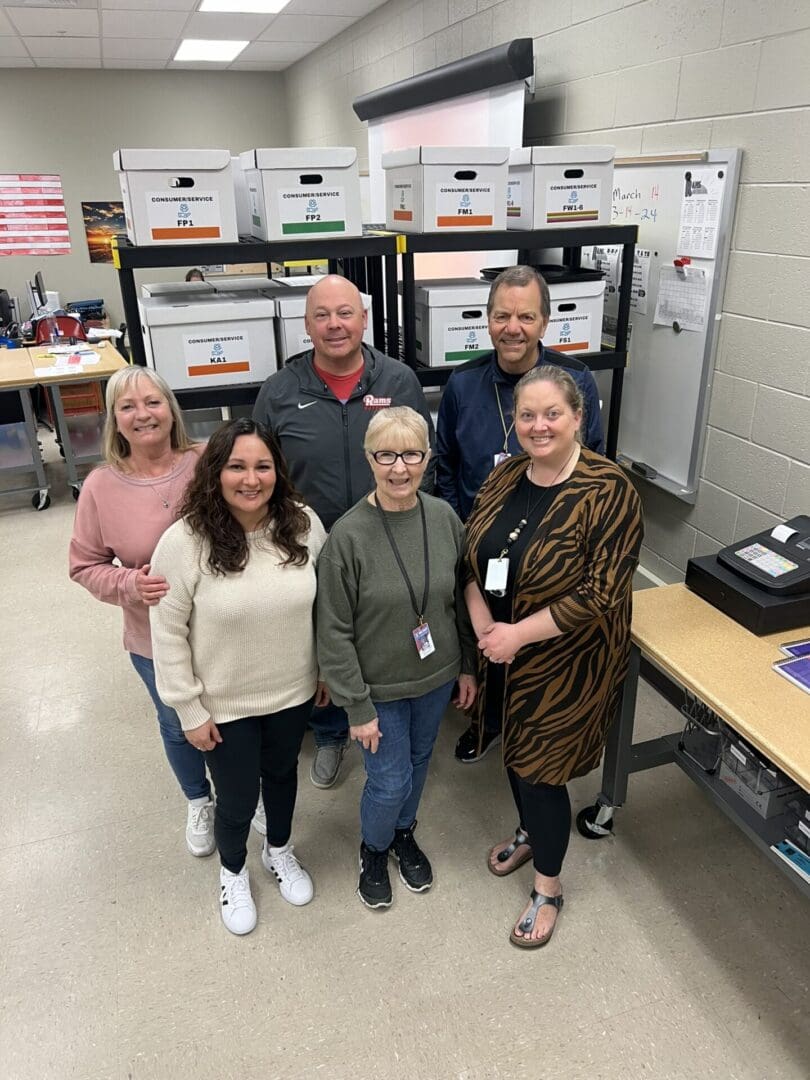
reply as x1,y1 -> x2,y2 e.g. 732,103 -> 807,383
150,418 -> 327,936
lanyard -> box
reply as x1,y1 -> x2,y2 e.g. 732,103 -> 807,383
373,493 -> 430,624
494,382 -> 514,453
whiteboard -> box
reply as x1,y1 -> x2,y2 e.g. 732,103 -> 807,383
584,149 -> 741,502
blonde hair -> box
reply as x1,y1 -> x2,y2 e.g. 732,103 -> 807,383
514,365 -> 585,437
364,406 -> 429,453
102,366 -> 194,470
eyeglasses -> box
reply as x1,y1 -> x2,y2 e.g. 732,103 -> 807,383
369,450 -> 427,465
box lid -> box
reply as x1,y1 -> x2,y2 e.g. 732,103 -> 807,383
510,145 -> 615,166
243,147 -> 357,170
382,146 -> 509,168
547,279 -> 606,301
142,295 -> 276,326
411,278 -> 491,307
277,288 -> 371,316
114,149 -> 232,172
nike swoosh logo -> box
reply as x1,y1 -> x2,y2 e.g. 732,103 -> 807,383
297,401 -> 317,410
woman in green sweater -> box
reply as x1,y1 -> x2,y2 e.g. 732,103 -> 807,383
317,406 -> 477,909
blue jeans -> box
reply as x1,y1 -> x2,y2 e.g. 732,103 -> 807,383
360,679 -> 455,852
130,653 -> 210,802
311,700 -> 349,748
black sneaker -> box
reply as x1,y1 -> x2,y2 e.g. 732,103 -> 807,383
391,822 -> 433,893
358,842 -> 392,909
454,724 -> 501,764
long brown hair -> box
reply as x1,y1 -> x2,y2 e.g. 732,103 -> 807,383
180,418 -> 310,575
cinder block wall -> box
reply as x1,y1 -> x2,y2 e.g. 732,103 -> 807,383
284,0 -> 810,581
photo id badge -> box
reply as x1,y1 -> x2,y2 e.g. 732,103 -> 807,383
412,621 -> 436,660
485,557 -> 509,594
493,452 -> 511,467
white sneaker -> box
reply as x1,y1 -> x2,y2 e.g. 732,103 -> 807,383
251,799 -> 267,836
261,841 -> 313,906
219,866 -> 257,935
186,799 -> 215,857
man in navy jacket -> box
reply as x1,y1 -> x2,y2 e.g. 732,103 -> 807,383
436,264 -> 605,762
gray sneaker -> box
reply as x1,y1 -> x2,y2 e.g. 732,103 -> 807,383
310,740 -> 348,789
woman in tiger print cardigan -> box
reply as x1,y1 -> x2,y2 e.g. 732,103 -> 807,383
463,366 -> 643,948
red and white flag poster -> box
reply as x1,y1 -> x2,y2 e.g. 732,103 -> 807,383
0,173 -> 71,257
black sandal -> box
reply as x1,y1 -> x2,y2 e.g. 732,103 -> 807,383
509,889 -> 563,949
487,828 -> 532,877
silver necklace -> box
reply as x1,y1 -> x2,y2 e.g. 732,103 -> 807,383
502,445 -> 578,550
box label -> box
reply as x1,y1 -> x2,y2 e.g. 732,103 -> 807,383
392,180 -> 414,223
146,191 -> 222,240
545,312 -> 591,353
546,180 -> 601,224
507,177 -> 522,218
442,320 -> 490,364
183,331 -> 251,378
435,183 -> 494,228
278,186 -> 346,235
248,183 -> 263,230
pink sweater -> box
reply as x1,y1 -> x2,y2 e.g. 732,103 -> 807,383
68,446 -> 202,658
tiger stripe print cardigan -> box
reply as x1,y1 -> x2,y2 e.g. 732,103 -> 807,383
464,448 -> 644,786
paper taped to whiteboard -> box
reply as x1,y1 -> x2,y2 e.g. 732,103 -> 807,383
653,265 -> 708,332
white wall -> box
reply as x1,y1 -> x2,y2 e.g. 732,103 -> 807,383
283,0 -> 810,580
0,69 -> 289,326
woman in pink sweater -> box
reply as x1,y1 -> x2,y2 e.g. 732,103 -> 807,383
69,366 -> 212,857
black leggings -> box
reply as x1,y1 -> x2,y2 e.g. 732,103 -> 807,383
507,767 -> 571,877
204,697 -> 313,874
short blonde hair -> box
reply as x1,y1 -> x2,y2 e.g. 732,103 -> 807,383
364,406 -> 429,453
102,366 -> 194,470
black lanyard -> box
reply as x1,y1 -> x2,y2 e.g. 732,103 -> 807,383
373,493 -> 430,624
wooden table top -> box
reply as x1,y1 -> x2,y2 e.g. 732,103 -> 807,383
0,347 -> 37,389
25,342 -> 128,383
632,583 -> 810,789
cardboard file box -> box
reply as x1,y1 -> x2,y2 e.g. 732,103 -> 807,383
408,279 -> 491,368
275,287 -> 373,364
140,293 -> 277,390
113,149 -> 238,246
544,279 -> 605,354
239,148 -> 362,242
382,146 -> 509,233
507,146 -> 614,229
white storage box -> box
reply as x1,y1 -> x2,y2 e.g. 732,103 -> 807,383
507,146 -> 614,229
411,279 -> 491,367
140,293 -> 277,390
275,287 -> 373,364
544,279 -> 605,354
113,149 -> 239,246
239,147 -> 362,242
141,281 -> 215,299
382,146 -> 509,233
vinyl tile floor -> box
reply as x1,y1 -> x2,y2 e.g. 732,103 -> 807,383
0,437 -> 808,1080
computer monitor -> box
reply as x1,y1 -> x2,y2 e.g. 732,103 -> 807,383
33,271 -> 47,310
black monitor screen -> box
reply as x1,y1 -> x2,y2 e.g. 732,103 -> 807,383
33,270 -> 46,310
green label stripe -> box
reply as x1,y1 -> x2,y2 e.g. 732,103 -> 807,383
444,348 -> 490,362
252,214 -> 262,227
415,338 -> 423,351
282,220 -> 346,234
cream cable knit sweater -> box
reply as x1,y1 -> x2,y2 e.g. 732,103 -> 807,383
150,507 -> 326,732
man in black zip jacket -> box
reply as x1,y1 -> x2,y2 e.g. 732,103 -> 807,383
253,275 -> 435,789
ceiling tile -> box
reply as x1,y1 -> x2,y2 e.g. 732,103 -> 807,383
228,60 -> 289,71
101,10 -> 191,38
24,36 -> 101,59
239,40 -> 315,62
183,13 -> 275,40
102,0 -> 196,8
103,58 -> 169,68
0,10 -> 15,35
35,58 -> 103,68
0,34 -> 26,58
0,57 -> 35,67
6,7 -> 99,37
285,0 -> 383,14
102,38 -> 177,61
261,13 -> 353,42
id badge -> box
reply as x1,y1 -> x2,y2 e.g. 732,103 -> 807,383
493,451 -> 511,467
412,621 -> 436,660
485,557 -> 509,594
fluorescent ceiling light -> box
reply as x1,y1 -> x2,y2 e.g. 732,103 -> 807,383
198,0 -> 292,12
174,39 -> 249,62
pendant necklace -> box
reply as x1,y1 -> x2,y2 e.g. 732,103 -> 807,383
501,445 -> 578,554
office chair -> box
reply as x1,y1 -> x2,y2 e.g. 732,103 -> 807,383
33,314 -> 87,344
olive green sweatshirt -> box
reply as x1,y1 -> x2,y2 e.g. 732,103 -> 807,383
316,493 -> 476,725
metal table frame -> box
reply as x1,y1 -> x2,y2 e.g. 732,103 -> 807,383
0,381 -> 49,510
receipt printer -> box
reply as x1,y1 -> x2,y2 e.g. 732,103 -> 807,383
686,515 -> 810,635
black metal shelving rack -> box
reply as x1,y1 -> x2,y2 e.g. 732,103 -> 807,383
112,224 -> 636,454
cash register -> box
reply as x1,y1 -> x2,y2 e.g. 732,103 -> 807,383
686,514 -> 810,634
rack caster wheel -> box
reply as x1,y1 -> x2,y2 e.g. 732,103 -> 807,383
576,801 -> 614,839
72,485 -> 81,501
32,490 -> 51,511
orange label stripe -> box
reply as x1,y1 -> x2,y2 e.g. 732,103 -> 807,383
553,341 -> 589,352
436,215 -> 493,227
152,226 -> 222,239
187,361 -> 251,377
393,210 -> 413,221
